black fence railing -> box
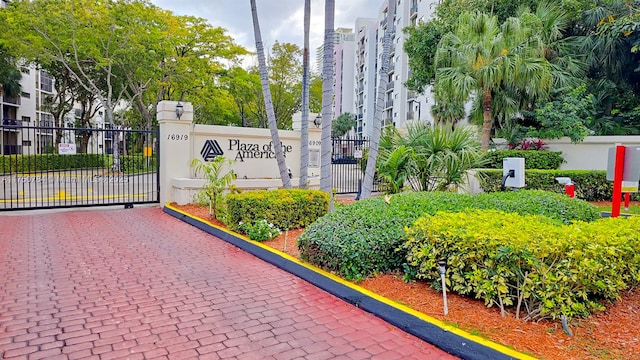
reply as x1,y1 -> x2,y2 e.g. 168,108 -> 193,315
332,137 -> 378,195
0,124 -> 159,211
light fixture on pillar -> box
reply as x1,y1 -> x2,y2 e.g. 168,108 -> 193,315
313,113 -> 321,128
175,101 -> 184,120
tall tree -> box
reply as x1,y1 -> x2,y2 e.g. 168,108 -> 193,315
249,0 -> 291,188
361,0 -> 396,199
0,45 -> 21,99
320,0 -> 335,195
299,0 -> 311,189
434,11 -> 553,149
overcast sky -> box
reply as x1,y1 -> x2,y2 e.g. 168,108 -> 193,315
150,1 -> 381,66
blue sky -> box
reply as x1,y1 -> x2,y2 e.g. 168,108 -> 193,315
149,0 -> 380,60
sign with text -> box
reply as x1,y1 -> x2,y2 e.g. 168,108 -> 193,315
58,143 -> 76,155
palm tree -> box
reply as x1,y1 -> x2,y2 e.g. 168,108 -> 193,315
319,0 -> 335,195
360,0 -> 396,199
0,46 -> 22,100
434,11 -> 553,149
249,0 -> 292,188
299,0 -> 311,189
377,122 -> 484,192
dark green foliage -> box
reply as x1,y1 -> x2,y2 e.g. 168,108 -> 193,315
119,155 -> 157,173
0,154 -> 106,174
482,150 -> 564,170
225,189 -> 329,232
297,191 -> 599,280
476,169 -> 640,201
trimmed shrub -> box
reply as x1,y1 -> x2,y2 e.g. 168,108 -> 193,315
297,191 -> 599,280
226,189 -> 329,232
404,210 -> 640,320
120,155 -> 157,173
482,150 -> 564,170
476,169 -> 640,201
0,154 -> 106,174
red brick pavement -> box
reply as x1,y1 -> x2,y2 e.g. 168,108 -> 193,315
0,207 -> 457,359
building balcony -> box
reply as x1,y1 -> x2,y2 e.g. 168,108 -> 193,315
357,113 -> 363,120
386,82 -> 394,91
410,4 -> 418,18
2,119 -> 22,126
407,111 -> 415,120
380,18 -> 388,28
385,100 -> 393,109
1,96 -> 20,105
357,84 -> 364,93
407,91 -> 416,99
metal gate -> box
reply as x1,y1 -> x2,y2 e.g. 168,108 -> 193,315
0,122 -> 159,211
331,137 -> 378,195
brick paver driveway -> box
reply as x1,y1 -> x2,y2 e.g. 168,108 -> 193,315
0,207 -> 456,359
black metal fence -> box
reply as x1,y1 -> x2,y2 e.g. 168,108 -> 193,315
0,123 -> 159,211
332,137 -> 378,195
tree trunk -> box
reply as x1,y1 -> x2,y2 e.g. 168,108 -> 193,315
250,0 -> 292,188
320,0 -> 335,195
361,0 -> 396,199
481,88 -> 493,150
299,0 -> 311,189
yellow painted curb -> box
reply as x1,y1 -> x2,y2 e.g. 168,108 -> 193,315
165,203 -> 537,360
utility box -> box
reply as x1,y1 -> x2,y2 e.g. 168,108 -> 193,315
503,157 -> 525,188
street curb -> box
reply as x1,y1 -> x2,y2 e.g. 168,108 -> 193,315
164,204 -> 536,360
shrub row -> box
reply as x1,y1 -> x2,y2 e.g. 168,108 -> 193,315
297,191 -> 599,280
119,155 -> 157,173
226,189 -> 329,232
476,169 -> 640,201
482,150 -> 564,170
404,210 -> 640,320
0,154 -> 106,174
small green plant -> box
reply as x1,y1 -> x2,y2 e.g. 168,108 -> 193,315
239,219 -> 281,241
191,156 -> 235,219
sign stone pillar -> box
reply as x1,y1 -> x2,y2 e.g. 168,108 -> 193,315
158,101 -> 193,205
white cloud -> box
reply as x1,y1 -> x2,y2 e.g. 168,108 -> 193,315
150,0 -> 381,60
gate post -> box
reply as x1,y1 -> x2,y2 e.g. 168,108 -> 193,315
158,101 -> 193,205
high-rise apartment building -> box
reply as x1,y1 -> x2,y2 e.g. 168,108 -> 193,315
350,0 -> 441,138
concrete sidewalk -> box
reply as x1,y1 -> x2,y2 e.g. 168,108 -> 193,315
0,207 -> 456,359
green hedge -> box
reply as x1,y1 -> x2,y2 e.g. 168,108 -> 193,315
225,189 -> 329,232
476,169 -> 640,201
404,210 -> 640,320
119,155 -> 157,173
482,150 -> 564,170
297,191 -> 599,280
0,154 -> 106,174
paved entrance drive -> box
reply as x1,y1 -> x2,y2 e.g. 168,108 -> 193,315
0,208 -> 456,359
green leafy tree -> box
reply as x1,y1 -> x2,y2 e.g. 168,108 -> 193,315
0,45 -> 21,99
434,11 -> 553,149
527,84 -> 593,142
331,113 -> 356,137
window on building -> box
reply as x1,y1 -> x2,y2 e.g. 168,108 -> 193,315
22,140 -> 32,147
21,92 -> 30,99
40,71 -> 53,92
22,116 -> 30,122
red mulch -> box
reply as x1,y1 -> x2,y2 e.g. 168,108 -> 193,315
172,200 -> 640,360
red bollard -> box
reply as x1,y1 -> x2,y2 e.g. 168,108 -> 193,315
624,193 -> 631,211
565,184 -> 575,198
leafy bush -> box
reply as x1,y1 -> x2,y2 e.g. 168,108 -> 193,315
226,189 -> 329,232
297,191 -> 599,280
239,219 -> 281,241
0,154 -> 106,174
120,155 -> 157,173
476,169 -> 640,201
404,210 -> 640,320
482,150 -> 564,170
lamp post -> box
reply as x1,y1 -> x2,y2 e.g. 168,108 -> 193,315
175,101 -> 184,120
313,113 -> 321,128
438,260 -> 448,315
